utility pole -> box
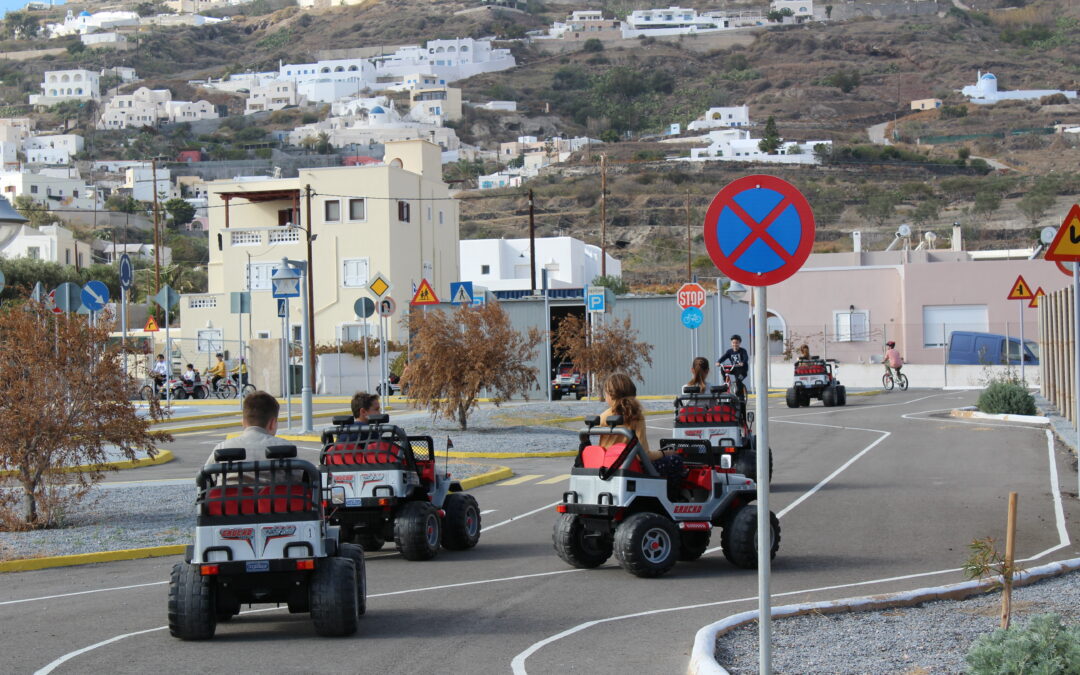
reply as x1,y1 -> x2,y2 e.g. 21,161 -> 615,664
151,158 -> 161,294
686,189 -> 692,281
528,188 -> 536,293
600,154 -> 607,277
304,183 -> 315,390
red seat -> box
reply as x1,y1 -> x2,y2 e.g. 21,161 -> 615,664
581,444 -> 645,473
706,405 -> 737,424
683,467 -> 714,492
205,486 -> 257,516
359,441 -> 403,465
257,485 -> 312,514
415,459 -> 436,486
324,442 -> 360,465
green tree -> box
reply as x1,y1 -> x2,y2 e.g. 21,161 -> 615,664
315,131 -> 332,155
857,188 -> 900,227
3,11 -> 39,39
758,116 -> 782,154
12,195 -> 53,228
590,274 -> 630,295
911,198 -> 941,226
163,198 -> 196,229
66,41 -> 86,56
105,194 -> 141,214
583,38 -> 604,53
972,188 -> 1002,218
1017,190 -> 1054,226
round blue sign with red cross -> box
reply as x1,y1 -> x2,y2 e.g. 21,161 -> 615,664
703,174 -> 815,286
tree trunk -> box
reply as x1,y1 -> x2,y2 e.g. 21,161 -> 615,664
457,403 -> 468,430
20,478 -> 37,524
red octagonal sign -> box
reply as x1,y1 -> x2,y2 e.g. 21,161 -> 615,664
677,282 -> 707,310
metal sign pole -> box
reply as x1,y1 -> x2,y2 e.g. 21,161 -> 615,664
165,306 -> 172,411
238,300 -> 244,412
300,268 -> 313,434
1074,265 -> 1079,498
364,317 -> 371,394
1018,300 -> 1025,385
753,285 -> 771,675
285,300 -> 293,431
544,270 -> 551,402
716,278 -> 724,387
121,286 -> 128,382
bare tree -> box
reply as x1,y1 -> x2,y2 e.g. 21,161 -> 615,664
401,303 -> 544,430
552,314 -> 654,386
0,301 -> 170,529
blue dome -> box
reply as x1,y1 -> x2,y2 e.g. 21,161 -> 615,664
371,106 -> 385,114
79,10 -> 91,16
981,73 -> 996,80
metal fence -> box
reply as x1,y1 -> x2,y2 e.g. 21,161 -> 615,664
1039,286 -> 1074,424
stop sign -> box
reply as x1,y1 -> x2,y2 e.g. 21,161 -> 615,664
676,283 -> 707,310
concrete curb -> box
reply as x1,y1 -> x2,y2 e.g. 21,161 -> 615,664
0,449 -> 175,479
0,464 -> 513,572
256,432 -> 577,459
950,408 -> 1049,425
156,409 -> 351,434
687,557 -> 1080,675
0,545 -> 187,573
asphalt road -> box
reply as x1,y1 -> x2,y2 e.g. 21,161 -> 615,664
4,389 -> 1078,674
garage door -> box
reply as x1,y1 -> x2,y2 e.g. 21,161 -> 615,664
923,305 -> 988,347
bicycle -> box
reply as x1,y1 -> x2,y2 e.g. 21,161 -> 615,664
882,368 -> 908,391
209,377 -> 237,399
231,373 -> 255,398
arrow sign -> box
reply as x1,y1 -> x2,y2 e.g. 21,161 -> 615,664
410,279 -> 439,305
450,281 -> 474,306
1045,204 -> 1080,262
144,316 -> 159,332
378,296 -> 397,317
81,280 -> 110,312
119,254 -> 134,291
1006,275 -> 1034,301
1028,287 -> 1046,308
703,174 -> 816,286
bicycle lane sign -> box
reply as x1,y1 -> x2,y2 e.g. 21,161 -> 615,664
702,174 -> 816,286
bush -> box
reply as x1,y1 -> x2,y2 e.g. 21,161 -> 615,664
583,38 -> 603,53
966,614 -> 1080,674
977,379 -> 1036,415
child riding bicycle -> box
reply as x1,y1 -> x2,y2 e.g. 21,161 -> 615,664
883,341 -> 903,379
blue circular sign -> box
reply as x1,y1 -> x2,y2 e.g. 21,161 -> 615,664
119,254 -> 134,291
681,306 -> 704,330
81,280 -> 110,312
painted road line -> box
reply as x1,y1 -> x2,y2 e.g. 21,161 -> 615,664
0,581 -> 168,607
498,475 -> 543,486
537,475 -> 571,485
481,501 -> 560,533
480,509 -> 497,515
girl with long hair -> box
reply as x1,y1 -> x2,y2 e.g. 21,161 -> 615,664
600,373 -> 684,478
687,357 -> 710,390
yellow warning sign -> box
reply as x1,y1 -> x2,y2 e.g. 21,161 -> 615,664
1044,204 -> 1080,262
1007,274 -> 1034,301
144,316 -> 160,332
367,273 -> 391,298
1028,287 -> 1046,309
410,278 -> 440,306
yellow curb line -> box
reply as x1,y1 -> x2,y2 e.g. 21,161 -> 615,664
157,409 -> 352,434
238,432 -> 577,459
149,397 -> 376,406
0,450 -> 175,479
0,466 -> 513,572
459,465 -> 514,490
0,545 -> 187,573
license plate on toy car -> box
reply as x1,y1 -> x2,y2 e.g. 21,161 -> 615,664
245,560 -> 270,573
345,497 -> 362,507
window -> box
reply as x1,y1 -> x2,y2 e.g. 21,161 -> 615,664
245,262 -> 277,291
923,304 -> 988,348
324,200 -> 340,222
397,200 -> 411,222
833,310 -> 869,343
256,331 -> 271,339
65,249 -> 70,264
78,253 -> 83,267
348,198 -> 366,221
27,246 -> 40,259
30,185 -> 38,194
291,324 -> 303,342
338,323 -> 373,342
342,258 -> 369,288
438,210 -> 444,225
481,265 -> 490,274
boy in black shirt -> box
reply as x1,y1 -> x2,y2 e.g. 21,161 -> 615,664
716,335 -> 749,400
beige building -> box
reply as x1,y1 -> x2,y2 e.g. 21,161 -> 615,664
409,86 -> 462,124
179,139 -> 459,347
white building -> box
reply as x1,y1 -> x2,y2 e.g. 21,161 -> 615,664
101,66 -> 139,84
81,32 -> 128,46
123,166 -> 174,202
98,87 -> 218,129
161,100 -> 219,123
687,105 -> 751,131
244,80 -> 302,114
459,236 -> 621,292
961,70 -> 1078,105
0,223 -> 92,267
24,134 -> 85,165
289,98 -> 461,154
477,170 -> 523,190
0,170 -> 101,210
30,69 -> 101,106
99,242 -> 172,265
622,6 -> 729,38
681,128 -> 831,164
46,9 -> 140,37
771,0 -> 815,18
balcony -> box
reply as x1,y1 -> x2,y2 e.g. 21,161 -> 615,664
228,227 -> 303,247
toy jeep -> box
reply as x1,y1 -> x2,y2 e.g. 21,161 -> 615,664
786,358 -> 846,408
551,362 -> 587,400
552,416 -> 779,578
169,445 -> 366,640
673,385 -> 771,482
320,414 -> 481,560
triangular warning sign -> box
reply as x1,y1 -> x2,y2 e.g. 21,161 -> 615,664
1028,287 -> 1046,309
453,285 -> 472,304
410,278 -> 440,306
1044,204 -> 1080,262
1007,274 -> 1034,301
144,316 -> 160,332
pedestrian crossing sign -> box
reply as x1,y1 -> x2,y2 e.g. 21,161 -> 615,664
1006,275 -> 1034,301
410,278 -> 440,306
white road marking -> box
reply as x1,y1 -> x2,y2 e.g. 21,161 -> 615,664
480,509 -> 497,515
34,567 -> 589,675
0,581 -> 168,607
481,502 -> 560,532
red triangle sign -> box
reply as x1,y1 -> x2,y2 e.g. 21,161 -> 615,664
1044,204 -> 1080,262
1007,274 -> 1034,301
1028,287 -> 1046,308
410,279 -> 440,306
144,316 -> 160,332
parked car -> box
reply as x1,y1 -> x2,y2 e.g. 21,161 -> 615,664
946,331 -> 1039,366
552,362 -> 587,400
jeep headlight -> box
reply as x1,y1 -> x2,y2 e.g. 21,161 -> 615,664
720,455 -> 732,469
330,486 -> 346,505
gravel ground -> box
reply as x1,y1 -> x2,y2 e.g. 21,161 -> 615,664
716,570 -> 1080,674
0,461 -> 496,560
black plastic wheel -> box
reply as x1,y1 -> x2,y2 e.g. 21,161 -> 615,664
613,512 -> 680,578
394,501 -> 441,561
552,513 -> 612,568
355,533 -> 385,552
193,384 -> 209,400
168,563 -> 217,640
735,445 -> 773,483
836,385 -> 847,406
173,387 -> 187,400
721,505 -> 780,570
551,391 -> 562,401
785,388 -> 799,408
799,389 -> 811,406
442,493 -> 481,550
340,543 -> 367,617
822,386 -> 836,407
678,530 -> 711,561
309,556 -> 360,637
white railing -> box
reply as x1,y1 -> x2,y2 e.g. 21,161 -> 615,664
228,227 -> 304,246
230,230 -> 263,246
268,228 -> 302,244
187,294 -> 219,309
